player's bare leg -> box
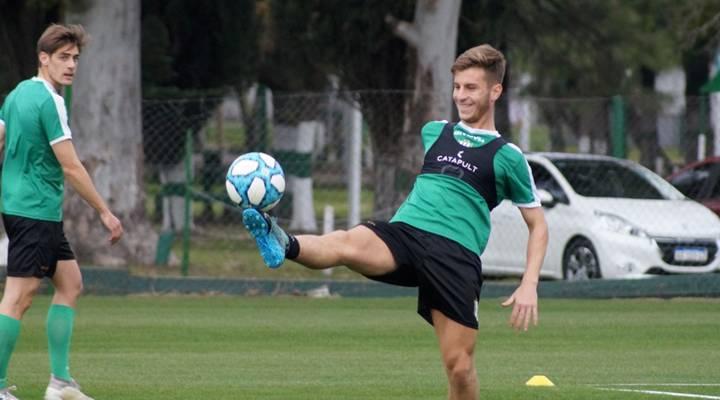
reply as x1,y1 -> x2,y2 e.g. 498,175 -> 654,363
432,309 -> 478,400
294,225 -> 396,277
50,260 -> 83,308
243,209 -> 397,277
0,278 -> 42,319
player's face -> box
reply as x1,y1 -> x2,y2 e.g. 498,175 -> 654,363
39,44 -> 80,91
452,67 -> 502,127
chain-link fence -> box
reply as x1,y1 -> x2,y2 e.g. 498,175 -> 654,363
513,94 -> 712,172
142,90 -> 383,279
1,90 -> 719,280
139,89 -> 719,280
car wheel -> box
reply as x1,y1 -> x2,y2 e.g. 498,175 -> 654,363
562,238 -> 602,281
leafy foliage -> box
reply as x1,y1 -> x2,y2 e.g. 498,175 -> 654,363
141,0 -> 259,97
0,0 -> 62,93
256,0 -> 415,92
675,0 -> 720,54
460,0 -> 683,97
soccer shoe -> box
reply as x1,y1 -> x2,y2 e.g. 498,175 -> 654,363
44,375 -> 94,400
0,385 -> 19,400
242,208 -> 288,269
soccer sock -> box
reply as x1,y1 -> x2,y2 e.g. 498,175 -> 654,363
286,234 -> 300,259
46,304 -> 75,381
0,314 -> 21,389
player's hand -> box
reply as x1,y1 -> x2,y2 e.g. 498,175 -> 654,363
100,210 -> 123,244
501,282 -> 538,331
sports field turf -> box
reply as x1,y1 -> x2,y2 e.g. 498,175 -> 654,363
7,295 -> 720,399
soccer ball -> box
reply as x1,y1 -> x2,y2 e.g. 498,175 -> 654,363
225,152 -> 286,211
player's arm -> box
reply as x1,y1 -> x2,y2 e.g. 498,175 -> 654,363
0,121 -> 5,155
520,206 -> 547,287
51,140 -> 124,244
497,150 -> 549,331
1,101 -> 6,156
501,206 -> 548,331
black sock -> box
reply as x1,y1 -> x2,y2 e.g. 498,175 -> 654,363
286,234 -> 300,259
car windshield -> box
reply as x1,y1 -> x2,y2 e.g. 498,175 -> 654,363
551,158 -> 685,200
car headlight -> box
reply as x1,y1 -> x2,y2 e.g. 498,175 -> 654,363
594,211 -> 649,238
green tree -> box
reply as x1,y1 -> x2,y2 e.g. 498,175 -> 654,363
676,0 -> 720,55
141,0 -> 258,94
0,0 -> 62,94
140,0 -> 259,161
262,0 -> 465,218
461,0 -> 685,166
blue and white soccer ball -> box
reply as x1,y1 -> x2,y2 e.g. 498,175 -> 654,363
225,152 -> 286,211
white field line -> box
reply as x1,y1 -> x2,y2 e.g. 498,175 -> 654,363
597,384 -> 720,387
598,387 -> 720,399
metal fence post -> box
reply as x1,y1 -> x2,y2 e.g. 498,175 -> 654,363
182,129 -> 192,276
348,105 -> 362,228
257,84 -> 269,152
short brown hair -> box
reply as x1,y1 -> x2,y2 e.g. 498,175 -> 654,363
451,44 -> 506,84
37,23 -> 89,56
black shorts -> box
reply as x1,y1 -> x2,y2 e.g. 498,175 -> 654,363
2,213 -> 75,278
361,221 -> 483,329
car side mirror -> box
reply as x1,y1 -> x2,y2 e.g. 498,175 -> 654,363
538,189 -> 556,208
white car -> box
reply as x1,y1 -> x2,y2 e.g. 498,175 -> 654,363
482,152 -> 720,280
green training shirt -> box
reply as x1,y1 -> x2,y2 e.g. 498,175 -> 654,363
0,77 -> 72,222
391,120 -> 539,255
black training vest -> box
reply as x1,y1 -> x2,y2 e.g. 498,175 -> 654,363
420,123 -> 506,210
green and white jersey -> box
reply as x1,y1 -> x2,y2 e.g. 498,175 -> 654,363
0,77 -> 72,222
391,120 -> 539,255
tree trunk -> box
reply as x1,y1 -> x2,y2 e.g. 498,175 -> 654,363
159,163 -> 192,232
495,43 -> 511,135
711,93 -> 720,157
65,0 -> 156,266
578,102 -> 609,154
273,122 -> 318,232
356,91 -> 407,220
238,84 -> 269,152
380,0 -> 461,217
628,94 -> 671,173
0,2 -> 61,92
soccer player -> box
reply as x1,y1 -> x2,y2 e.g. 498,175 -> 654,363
242,44 -> 548,400
0,24 -> 123,400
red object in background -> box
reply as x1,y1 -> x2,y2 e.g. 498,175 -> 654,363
667,157 -> 720,216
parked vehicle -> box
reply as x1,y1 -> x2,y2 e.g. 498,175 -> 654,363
666,156 -> 720,216
483,153 -> 720,280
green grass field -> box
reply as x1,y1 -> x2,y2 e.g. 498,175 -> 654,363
9,296 -> 720,399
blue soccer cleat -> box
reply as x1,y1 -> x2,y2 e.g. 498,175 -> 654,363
242,208 -> 288,269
